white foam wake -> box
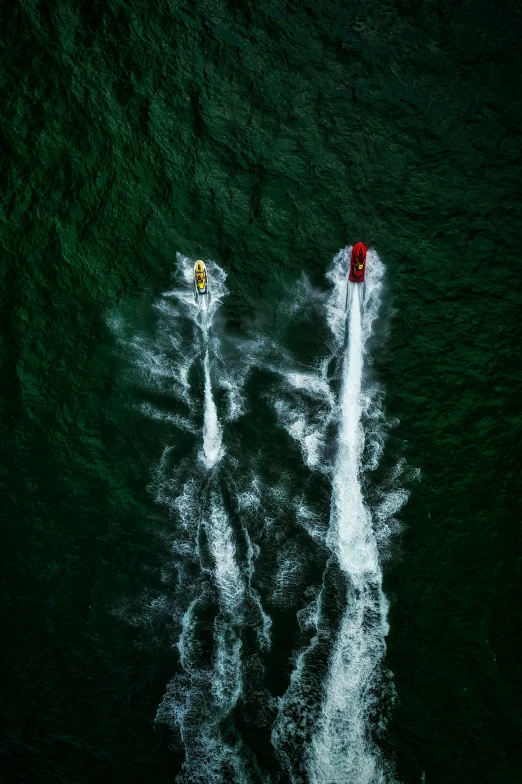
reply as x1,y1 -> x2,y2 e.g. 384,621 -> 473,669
271,248 -> 406,783
201,350 -> 224,468
313,251 -> 394,782
156,480 -> 246,784
156,257 -> 246,781
111,253 -> 270,783
207,491 -> 245,615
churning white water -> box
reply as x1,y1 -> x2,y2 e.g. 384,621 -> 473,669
202,349 -> 224,468
271,248 -> 406,783
112,248 -> 407,783
310,277 -> 389,783
157,257 -> 248,782
112,254 -> 264,783
207,491 -> 245,614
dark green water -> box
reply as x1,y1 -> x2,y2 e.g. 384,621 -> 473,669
1,1 -> 521,782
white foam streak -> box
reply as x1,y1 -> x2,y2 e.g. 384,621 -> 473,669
116,253 -> 256,782
327,287 -> 377,576
311,252 -> 392,783
274,397 -> 326,470
212,627 -> 243,710
271,248 -> 406,784
138,402 -> 197,433
144,254 -> 272,783
207,493 -> 244,614
201,350 -> 224,468
273,364 -> 334,472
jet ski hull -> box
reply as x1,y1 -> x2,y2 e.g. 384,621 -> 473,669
349,242 -> 367,283
194,260 -> 210,301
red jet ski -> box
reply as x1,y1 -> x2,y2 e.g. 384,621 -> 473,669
349,242 -> 367,283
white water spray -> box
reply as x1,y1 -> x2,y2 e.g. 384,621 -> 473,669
113,254 -> 269,783
202,349 -> 224,468
327,285 -> 379,574
271,248 -> 406,783
310,278 -> 389,783
158,257 -> 276,782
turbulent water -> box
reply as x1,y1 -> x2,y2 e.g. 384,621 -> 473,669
126,257 -> 249,781
112,254 -> 281,782
3,4 -> 521,783
112,249 -> 408,782
270,249 -> 407,783
310,253 -> 395,783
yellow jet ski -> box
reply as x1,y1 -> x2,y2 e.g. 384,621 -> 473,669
193,260 -> 210,302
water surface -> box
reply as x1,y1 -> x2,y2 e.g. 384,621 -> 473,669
1,2 -> 521,783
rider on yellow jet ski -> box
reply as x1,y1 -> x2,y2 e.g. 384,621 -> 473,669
194,260 -> 210,303
194,260 -> 207,294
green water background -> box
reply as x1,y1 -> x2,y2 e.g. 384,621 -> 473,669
1,0 -> 521,781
